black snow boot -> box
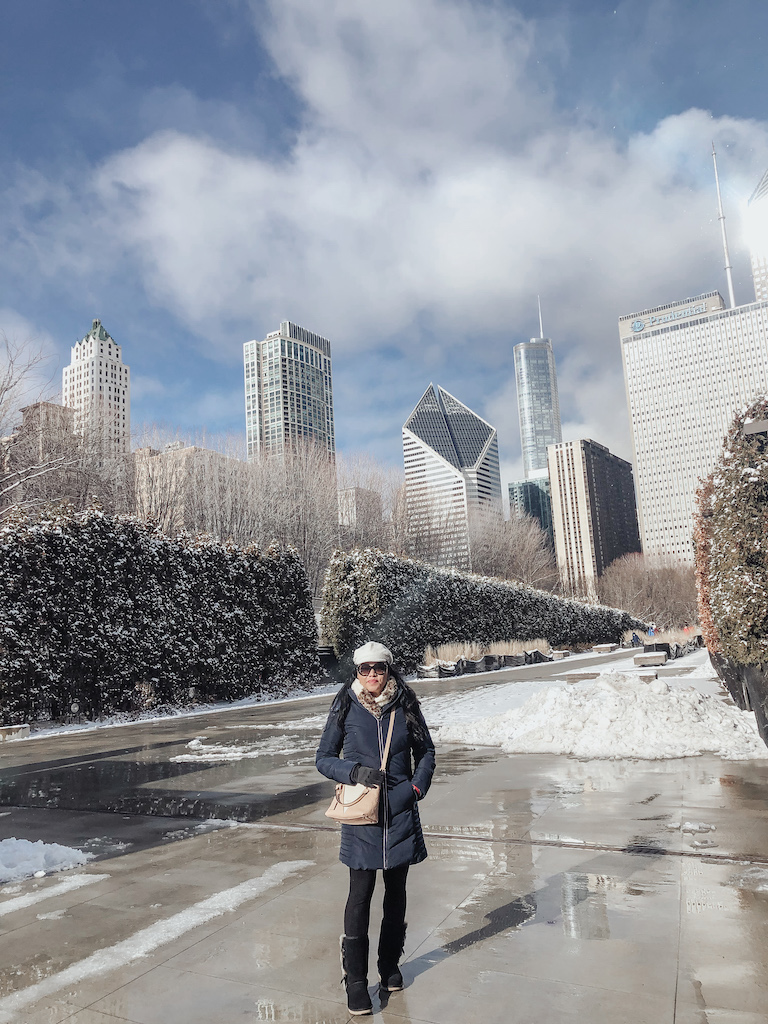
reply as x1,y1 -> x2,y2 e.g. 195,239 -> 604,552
340,935 -> 372,1016
378,920 -> 407,992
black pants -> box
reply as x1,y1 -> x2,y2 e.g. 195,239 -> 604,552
344,865 -> 409,938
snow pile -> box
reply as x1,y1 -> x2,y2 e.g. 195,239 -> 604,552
433,673 -> 768,760
0,838 -> 92,883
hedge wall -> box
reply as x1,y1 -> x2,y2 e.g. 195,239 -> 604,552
0,505 -> 319,725
707,397 -> 768,667
320,548 -> 644,672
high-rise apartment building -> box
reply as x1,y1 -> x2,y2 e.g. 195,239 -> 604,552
403,384 -> 502,570
243,321 -> 335,460
508,478 -> 554,546
619,291 -> 768,562
548,439 -> 640,596
62,319 -> 130,454
514,332 -> 562,479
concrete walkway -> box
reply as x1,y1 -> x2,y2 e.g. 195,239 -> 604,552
2,656 -> 768,1023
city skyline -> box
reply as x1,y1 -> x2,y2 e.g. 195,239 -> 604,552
3,1 -> 768,493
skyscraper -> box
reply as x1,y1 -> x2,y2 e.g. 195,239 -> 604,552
547,439 -> 640,597
62,319 -> 130,454
403,384 -> 501,570
513,311 -> 562,479
619,290 -> 768,562
243,321 -> 335,460
508,478 -> 554,546
747,167 -> 768,302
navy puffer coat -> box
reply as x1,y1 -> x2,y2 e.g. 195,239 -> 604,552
316,682 -> 436,871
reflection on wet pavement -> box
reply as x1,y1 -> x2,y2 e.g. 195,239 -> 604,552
2,678 -> 768,1023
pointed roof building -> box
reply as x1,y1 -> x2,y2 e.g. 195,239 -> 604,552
402,384 -> 501,570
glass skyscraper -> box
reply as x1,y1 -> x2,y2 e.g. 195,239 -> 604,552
514,336 -> 562,478
403,384 -> 502,570
508,477 -> 554,546
243,321 -> 335,460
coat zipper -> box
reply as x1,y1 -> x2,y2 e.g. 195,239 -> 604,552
379,712 -> 389,870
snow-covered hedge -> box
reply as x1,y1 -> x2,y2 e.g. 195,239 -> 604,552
693,476 -> 722,657
0,506 -> 318,725
707,397 -> 768,666
320,549 -> 644,672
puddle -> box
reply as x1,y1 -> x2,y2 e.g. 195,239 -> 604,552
436,747 -> 498,777
0,751 -> 331,822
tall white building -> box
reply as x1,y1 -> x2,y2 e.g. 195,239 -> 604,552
62,319 -> 130,454
619,291 -> 768,562
243,321 -> 335,460
403,384 -> 501,570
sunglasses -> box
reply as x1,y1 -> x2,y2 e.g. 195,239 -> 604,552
357,662 -> 388,676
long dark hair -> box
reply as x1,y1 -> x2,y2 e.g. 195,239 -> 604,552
330,667 -> 430,748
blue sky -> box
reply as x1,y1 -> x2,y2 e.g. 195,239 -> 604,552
2,0 -> 768,485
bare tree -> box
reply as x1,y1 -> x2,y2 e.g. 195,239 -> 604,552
132,431 -> 339,594
0,335 -> 50,436
250,443 -> 339,594
468,506 -> 560,589
2,401 -> 133,519
597,553 -> 697,627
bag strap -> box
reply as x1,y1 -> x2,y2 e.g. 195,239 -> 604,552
379,710 -> 396,770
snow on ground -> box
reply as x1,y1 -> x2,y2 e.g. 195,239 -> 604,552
12,686 -> 337,742
429,651 -> 768,760
0,838 -> 93,884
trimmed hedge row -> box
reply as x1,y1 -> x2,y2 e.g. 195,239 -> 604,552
0,505 -> 319,725
706,397 -> 768,667
320,548 -> 644,672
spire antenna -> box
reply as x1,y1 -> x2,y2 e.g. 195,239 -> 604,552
537,294 -> 544,338
712,142 -> 736,309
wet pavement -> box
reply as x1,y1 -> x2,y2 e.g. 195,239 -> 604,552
1,650 -> 768,1023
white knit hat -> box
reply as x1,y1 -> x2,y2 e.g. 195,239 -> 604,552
353,640 -> 393,666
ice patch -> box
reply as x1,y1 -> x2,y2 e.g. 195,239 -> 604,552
171,733 -> 315,762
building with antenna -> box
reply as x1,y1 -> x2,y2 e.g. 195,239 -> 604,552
508,299 -> 561,543
403,384 -> 501,570
620,156 -> 768,564
513,300 -> 562,479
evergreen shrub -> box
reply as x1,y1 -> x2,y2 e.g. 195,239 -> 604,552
320,548 -> 644,672
708,397 -> 768,667
0,505 -> 318,725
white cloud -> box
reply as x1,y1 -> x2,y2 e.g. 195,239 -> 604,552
3,0 -> 768,465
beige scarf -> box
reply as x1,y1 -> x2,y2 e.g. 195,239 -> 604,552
352,676 -> 397,718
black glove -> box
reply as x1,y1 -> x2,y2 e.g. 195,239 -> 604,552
350,764 -> 386,788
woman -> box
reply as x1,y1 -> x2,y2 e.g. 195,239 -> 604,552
316,640 -> 436,1016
